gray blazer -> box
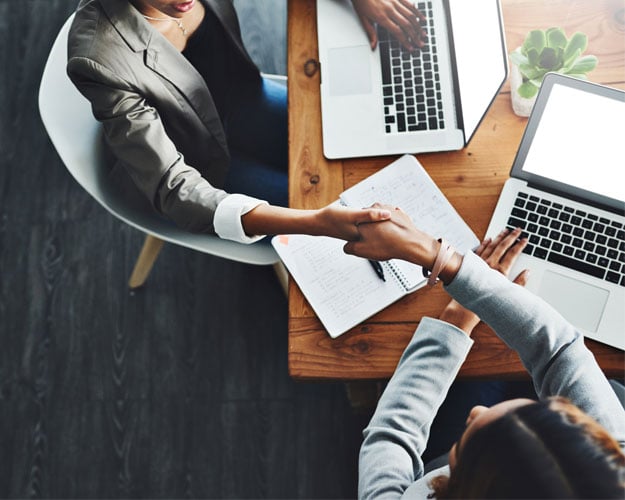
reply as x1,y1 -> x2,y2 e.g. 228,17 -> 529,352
67,0 -> 260,233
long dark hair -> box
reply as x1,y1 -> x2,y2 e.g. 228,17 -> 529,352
432,397 -> 625,498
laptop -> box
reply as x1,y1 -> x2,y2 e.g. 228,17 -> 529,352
486,73 -> 625,350
316,0 -> 507,159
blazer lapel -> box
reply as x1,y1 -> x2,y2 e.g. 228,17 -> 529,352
99,0 -> 229,152
204,0 -> 257,70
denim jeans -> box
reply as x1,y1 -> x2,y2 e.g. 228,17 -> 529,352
223,77 -> 288,208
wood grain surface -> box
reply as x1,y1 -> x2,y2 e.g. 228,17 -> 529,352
287,0 -> 625,380
0,0 -> 370,497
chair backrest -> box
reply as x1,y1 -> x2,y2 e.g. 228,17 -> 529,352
38,14 -> 279,266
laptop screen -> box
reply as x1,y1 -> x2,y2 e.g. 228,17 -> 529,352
511,74 -> 625,214
449,0 -> 508,145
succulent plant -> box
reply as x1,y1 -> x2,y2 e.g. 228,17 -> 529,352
510,28 -> 598,98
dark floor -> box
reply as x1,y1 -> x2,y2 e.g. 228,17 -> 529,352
0,1 -> 372,497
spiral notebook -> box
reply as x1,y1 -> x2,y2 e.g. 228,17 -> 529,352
272,154 -> 478,338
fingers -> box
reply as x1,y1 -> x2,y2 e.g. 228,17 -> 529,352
357,14 -> 378,49
477,227 -> 528,277
389,2 -> 426,49
344,241 -> 356,255
483,228 -> 520,263
513,269 -> 530,287
473,237 -> 491,256
499,233 -> 527,273
354,207 -> 392,224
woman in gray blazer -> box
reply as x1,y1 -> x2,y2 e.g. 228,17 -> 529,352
66,0 -> 426,244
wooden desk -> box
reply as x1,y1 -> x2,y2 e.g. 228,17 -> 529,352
287,0 -> 625,380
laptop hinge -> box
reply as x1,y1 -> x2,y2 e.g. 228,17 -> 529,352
443,0 -> 464,141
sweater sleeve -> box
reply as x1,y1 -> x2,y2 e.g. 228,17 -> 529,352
445,252 -> 625,447
358,319 -> 473,500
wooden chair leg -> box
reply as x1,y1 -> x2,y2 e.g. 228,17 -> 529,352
128,234 -> 165,289
273,261 -> 289,297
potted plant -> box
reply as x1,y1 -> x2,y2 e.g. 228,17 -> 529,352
509,28 -> 598,116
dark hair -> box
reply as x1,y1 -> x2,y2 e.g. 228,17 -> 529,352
432,397 -> 625,498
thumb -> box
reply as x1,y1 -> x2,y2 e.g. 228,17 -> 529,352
354,207 -> 392,224
344,241 -> 358,255
512,269 -> 530,287
357,15 -> 378,50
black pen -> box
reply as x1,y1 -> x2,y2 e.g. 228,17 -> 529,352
369,260 -> 386,281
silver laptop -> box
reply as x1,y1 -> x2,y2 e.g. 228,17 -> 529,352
486,73 -> 625,350
316,0 -> 507,159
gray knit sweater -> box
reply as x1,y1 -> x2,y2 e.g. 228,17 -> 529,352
358,251 -> 625,499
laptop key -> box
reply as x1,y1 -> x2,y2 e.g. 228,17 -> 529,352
507,216 -> 526,229
547,252 -> 605,280
533,247 -> 548,259
606,272 -> 620,284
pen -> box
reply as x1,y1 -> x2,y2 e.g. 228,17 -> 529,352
369,260 -> 386,281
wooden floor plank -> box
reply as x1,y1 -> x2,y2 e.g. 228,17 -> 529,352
0,0 -> 364,498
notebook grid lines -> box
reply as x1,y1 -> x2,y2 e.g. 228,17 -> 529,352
378,1 -> 445,135
506,191 -> 625,286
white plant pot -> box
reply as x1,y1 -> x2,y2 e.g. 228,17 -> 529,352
510,62 -> 537,117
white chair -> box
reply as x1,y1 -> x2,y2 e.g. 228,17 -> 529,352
39,15 -> 286,290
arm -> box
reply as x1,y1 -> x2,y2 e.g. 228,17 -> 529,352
358,320 -> 473,500
358,231 -> 527,499
446,250 -> 625,444
346,206 -> 625,445
67,58 -> 391,241
67,56 -> 229,234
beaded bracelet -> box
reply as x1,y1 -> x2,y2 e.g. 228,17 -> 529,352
423,238 -> 455,286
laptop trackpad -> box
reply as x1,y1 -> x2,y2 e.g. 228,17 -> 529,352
328,46 -> 372,96
538,271 -> 609,333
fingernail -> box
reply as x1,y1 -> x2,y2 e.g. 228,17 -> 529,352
380,210 -> 391,218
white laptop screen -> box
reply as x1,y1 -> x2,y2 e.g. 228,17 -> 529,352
512,75 -> 625,213
449,0 -> 507,144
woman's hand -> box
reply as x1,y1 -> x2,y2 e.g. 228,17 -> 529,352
241,202 -> 391,241
351,0 -> 427,51
476,227 -> 530,285
344,203 -> 438,264
312,203 -> 392,241
440,227 -> 530,335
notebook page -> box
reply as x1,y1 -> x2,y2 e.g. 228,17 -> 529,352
340,154 -> 479,257
272,234 -> 406,338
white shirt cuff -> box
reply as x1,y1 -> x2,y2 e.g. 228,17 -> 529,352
213,193 -> 268,244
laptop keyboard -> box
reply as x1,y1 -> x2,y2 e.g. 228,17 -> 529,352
507,191 -> 625,287
378,1 -> 445,134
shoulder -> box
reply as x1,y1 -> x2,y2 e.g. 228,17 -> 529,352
68,0 -> 146,85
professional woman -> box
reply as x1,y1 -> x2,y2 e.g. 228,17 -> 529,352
66,0 -> 425,243
346,207 -> 625,498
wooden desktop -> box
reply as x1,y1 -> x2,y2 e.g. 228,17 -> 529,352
286,0 -> 625,380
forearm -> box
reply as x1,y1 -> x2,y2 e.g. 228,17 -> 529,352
241,204 -> 322,237
359,320 -> 473,499
445,252 -> 625,441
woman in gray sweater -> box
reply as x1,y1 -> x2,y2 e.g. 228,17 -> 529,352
345,205 -> 625,498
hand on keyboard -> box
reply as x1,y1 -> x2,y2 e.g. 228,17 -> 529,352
351,0 -> 427,51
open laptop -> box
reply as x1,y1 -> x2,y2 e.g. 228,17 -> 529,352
486,73 -> 625,350
316,0 -> 507,159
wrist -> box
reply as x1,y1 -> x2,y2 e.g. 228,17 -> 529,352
439,300 -> 480,336
407,238 -> 462,285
